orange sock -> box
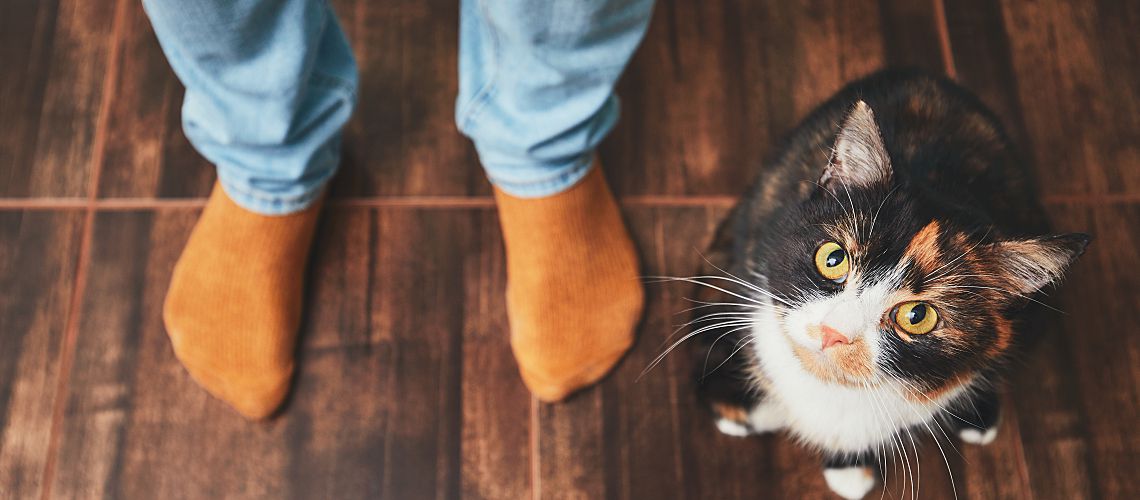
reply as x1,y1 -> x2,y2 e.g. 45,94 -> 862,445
163,183 -> 321,419
494,164 -> 645,401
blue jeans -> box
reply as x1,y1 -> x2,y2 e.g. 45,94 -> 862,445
143,0 -> 655,214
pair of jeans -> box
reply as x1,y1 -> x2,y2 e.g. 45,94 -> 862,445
143,0 -> 656,214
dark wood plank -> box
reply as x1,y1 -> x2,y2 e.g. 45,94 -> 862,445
878,0 -> 950,73
948,0 -> 1140,199
0,0 -> 60,197
940,0 -> 1034,150
460,212 -> 533,500
153,88 -> 217,199
537,390 -> 607,500
0,210 -> 84,498
604,0 -> 946,197
22,0 -> 124,198
327,0 -> 486,198
296,208 -> 466,500
1036,202 -> 1140,499
94,1 -> 213,200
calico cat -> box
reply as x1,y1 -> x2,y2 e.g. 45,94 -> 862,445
687,69 -> 1089,499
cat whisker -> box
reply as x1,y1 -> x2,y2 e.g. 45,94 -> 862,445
864,383 -> 912,500
675,299 -> 765,315
812,180 -> 859,239
697,255 -> 796,307
657,310 -> 756,350
927,284 -> 1064,313
645,276 -> 768,306
925,229 -> 992,283
839,181 -> 865,241
638,319 -> 756,381
867,184 -> 900,242
888,376 -> 977,430
701,329 -> 756,379
859,381 -> 895,500
670,311 -> 757,338
881,381 -> 961,500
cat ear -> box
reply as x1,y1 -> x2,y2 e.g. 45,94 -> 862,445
992,233 -> 1091,295
819,100 -> 892,191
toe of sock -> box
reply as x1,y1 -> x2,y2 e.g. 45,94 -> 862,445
516,334 -> 635,402
165,306 -> 293,420
175,350 -> 293,420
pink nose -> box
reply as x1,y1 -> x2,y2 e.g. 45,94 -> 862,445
820,325 -> 851,350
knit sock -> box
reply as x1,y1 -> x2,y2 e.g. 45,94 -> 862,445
493,164 -> 645,401
163,183 -> 321,419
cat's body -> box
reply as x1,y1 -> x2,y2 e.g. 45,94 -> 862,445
691,70 -> 1088,499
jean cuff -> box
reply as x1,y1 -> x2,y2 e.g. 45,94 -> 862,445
483,153 -> 596,198
217,174 -> 326,215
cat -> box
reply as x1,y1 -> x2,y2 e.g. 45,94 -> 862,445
685,69 -> 1089,499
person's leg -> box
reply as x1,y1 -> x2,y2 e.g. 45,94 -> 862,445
457,0 -> 655,401
145,0 -> 357,418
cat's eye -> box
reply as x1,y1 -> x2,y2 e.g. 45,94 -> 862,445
814,241 -> 849,283
893,301 -> 938,335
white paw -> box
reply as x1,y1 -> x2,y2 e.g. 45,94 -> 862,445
959,427 -> 998,445
823,467 -> 875,500
715,418 -> 752,437
746,403 -> 785,434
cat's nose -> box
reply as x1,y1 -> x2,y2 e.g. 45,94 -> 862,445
820,325 -> 851,350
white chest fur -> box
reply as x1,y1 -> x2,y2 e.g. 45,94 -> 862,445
749,309 -> 964,454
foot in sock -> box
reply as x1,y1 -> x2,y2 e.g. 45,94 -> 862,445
163,183 -> 321,419
494,164 -> 645,402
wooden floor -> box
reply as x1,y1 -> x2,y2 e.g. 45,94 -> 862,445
2,0 -> 1138,498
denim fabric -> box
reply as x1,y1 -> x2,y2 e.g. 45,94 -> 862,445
456,0 -> 655,197
144,0 -> 654,213
142,0 -> 358,214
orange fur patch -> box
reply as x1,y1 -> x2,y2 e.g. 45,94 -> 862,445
712,402 -> 749,424
989,315 -> 1014,355
790,337 -> 874,386
905,221 -> 942,274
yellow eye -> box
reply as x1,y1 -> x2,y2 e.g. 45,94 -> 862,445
893,301 -> 938,335
814,241 -> 850,282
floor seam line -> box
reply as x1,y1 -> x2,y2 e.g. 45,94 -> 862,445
38,0 -> 129,495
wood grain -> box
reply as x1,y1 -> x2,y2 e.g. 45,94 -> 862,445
93,2 -> 213,200
0,0 -> 60,198
1037,203 -> 1140,499
949,0 -> 1140,199
326,0 -> 486,198
459,212 -> 532,500
0,211 -> 84,498
604,0 -> 946,198
19,0 -> 123,198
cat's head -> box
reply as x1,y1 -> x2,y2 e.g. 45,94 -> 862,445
757,101 -> 1089,396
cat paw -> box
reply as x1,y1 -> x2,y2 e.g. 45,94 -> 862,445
958,426 -> 998,445
712,402 -> 785,437
823,466 -> 876,499
715,418 -> 753,437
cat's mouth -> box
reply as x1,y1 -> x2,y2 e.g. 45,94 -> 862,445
786,327 -> 875,386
